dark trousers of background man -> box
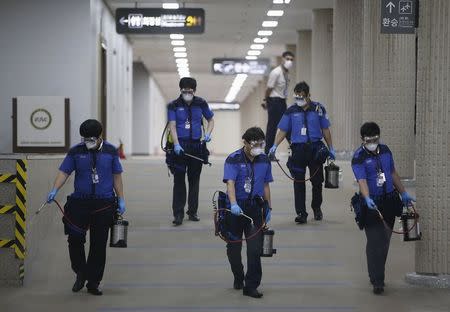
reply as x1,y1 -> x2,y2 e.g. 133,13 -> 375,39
64,197 -> 115,288
265,97 -> 287,154
226,200 -> 263,290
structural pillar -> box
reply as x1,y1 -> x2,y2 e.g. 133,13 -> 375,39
311,9 -> 333,115
296,30 -> 311,85
406,0 -> 450,288
332,0 -> 363,156
362,0 -> 415,177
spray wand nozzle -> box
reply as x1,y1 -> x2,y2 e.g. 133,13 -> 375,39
35,202 -> 48,215
224,209 -> 254,226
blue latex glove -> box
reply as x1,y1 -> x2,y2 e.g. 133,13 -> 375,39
46,188 -> 58,203
329,147 -> 336,160
230,203 -> 242,216
401,192 -> 416,206
364,196 -> 377,210
268,145 -> 277,159
265,208 -> 272,224
204,133 -> 212,143
174,143 -> 184,155
118,197 -> 126,215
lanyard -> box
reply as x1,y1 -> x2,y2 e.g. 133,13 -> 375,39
187,104 -> 193,139
241,149 -> 255,199
301,108 -> 311,143
90,151 -> 97,195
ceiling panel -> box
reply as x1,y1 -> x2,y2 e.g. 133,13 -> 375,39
105,0 -> 333,103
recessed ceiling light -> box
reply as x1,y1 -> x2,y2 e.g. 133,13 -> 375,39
258,30 -> 273,36
262,21 -> 278,27
273,0 -> 283,3
163,3 -> 179,9
250,44 -> 264,50
175,58 -> 188,63
174,52 -> 187,58
173,47 -> 186,52
245,56 -> 258,60
254,37 -> 269,43
247,50 -> 261,56
170,34 -> 184,40
267,10 -> 284,17
171,40 -> 185,46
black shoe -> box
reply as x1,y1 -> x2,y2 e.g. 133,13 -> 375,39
172,216 -> 183,226
87,287 -> 103,296
233,280 -> 244,290
72,275 -> 86,292
243,288 -> 263,298
313,209 -> 323,221
373,286 -> 384,295
295,215 -> 307,224
187,213 -> 200,221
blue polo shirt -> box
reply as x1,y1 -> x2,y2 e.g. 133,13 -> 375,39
167,96 -> 214,140
223,149 -> 273,201
59,141 -> 123,199
277,102 -> 330,143
351,144 -> 395,196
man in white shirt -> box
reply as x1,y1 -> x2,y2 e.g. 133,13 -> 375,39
262,51 -> 295,154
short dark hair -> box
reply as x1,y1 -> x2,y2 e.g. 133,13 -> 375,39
179,77 -> 197,91
282,51 -> 294,58
242,127 -> 265,142
80,119 -> 102,138
294,81 -> 310,95
360,122 -> 381,138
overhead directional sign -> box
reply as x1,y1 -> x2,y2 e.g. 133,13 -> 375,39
116,8 -> 205,34
212,58 -> 270,75
381,0 -> 417,34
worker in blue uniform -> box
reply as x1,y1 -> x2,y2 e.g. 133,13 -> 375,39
46,119 -> 125,296
351,122 -> 415,295
167,77 -> 215,225
223,127 -> 273,298
268,81 -> 335,224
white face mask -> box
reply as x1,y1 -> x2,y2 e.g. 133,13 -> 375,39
182,93 -> 194,102
295,96 -> 307,107
283,60 -> 293,69
365,143 -> 378,152
250,147 -> 264,157
85,141 -> 98,150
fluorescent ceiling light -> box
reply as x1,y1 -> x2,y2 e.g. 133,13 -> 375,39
170,34 -> 184,40
267,10 -> 284,16
173,47 -> 186,52
177,62 -> 189,68
258,30 -> 273,36
273,0 -> 290,3
224,74 -> 248,103
254,37 -> 269,43
247,50 -> 261,56
262,21 -> 278,27
250,44 -> 264,50
174,52 -> 187,58
245,56 -> 258,60
163,3 -> 179,9
171,40 -> 185,46
284,0 -> 291,3
175,58 -> 188,63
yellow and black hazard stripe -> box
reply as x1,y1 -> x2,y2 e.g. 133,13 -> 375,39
14,159 -> 27,260
0,173 -> 17,183
19,263 -> 25,280
0,159 -> 27,261
0,239 -> 15,248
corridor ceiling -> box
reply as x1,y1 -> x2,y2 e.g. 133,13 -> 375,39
105,0 -> 333,103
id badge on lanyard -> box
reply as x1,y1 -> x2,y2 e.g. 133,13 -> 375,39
244,177 -> 252,194
92,168 -> 99,184
185,120 -> 191,129
376,171 -> 386,187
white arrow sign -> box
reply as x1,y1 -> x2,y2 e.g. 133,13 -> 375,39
119,17 -> 128,25
386,1 -> 395,14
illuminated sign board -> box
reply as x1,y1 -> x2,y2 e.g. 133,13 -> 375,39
116,8 -> 205,34
212,58 -> 270,75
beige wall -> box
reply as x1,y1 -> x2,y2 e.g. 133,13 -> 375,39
208,111 -> 241,155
